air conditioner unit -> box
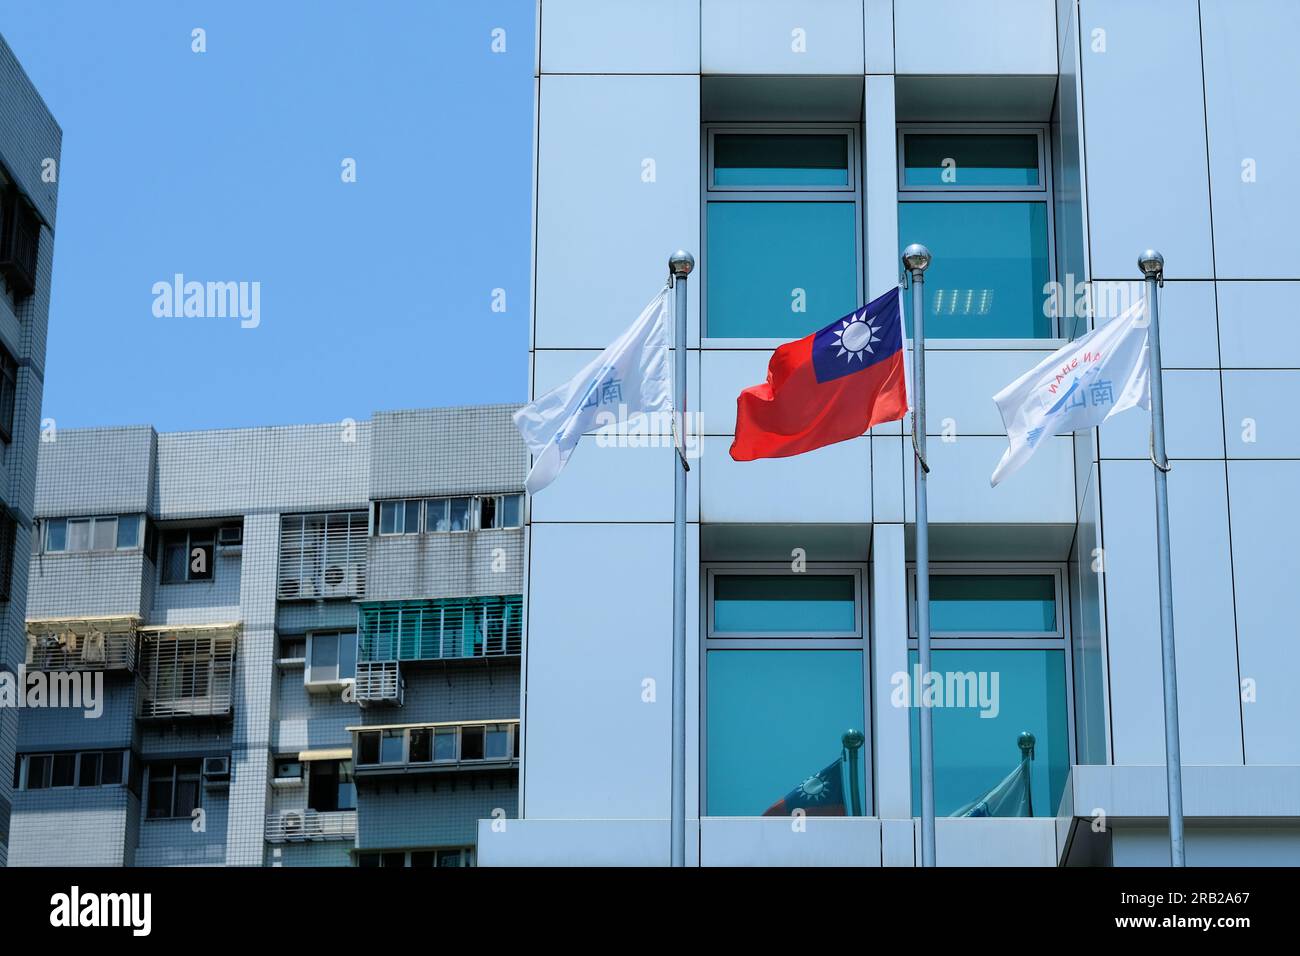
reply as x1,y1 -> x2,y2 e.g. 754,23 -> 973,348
202,756 -> 230,786
280,809 -> 305,837
218,525 -> 243,547
320,566 -> 359,598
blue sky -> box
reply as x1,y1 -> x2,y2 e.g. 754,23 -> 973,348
2,0 -> 534,431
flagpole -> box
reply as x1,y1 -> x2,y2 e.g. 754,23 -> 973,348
903,243 -> 936,868
668,249 -> 694,868
1139,249 -> 1186,867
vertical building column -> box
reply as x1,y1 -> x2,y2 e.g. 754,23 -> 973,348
223,512 -> 278,866
864,74 -> 898,300
871,523 -> 913,864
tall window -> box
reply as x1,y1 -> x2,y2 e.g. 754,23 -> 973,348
305,630 -> 357,685
705,127 -> 861,338
898,127 -> 1053,338
146,760 -> 202,819
907,568 -> 1072,818
159,528 -> 215,584
0,510 -> 14,602
0,345 -> 16,443
704,566 -> 869,816
307,759 -> 355,812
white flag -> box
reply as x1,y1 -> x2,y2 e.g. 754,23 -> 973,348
514,288 -> 672,494
990,298 -> 1150,486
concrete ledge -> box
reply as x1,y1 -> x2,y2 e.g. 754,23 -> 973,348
701,817 -> 881,867
1069,765 -> 1300,820
477,819 -> 671,867
477,816 -> 1061,866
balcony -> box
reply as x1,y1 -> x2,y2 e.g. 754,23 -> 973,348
357,596 -> 522,664
264,809 -> 357,843
349,719 -> 520,779
25,617 -> 139,672
353,660 -> 403,707
137,624 -> 239,720
0,186 -> 39,299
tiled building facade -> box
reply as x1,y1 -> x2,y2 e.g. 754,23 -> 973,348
0,33 -> 60,867
8,405 -> 524,867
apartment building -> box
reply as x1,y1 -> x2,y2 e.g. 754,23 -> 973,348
479,0 -> 1300,866
8,405 -> 524,866
0,33 -> 60,867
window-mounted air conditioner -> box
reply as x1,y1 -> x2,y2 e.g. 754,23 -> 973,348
217,525 -> 243,548
202,756 -> 230,787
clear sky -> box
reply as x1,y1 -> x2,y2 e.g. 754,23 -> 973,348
2,0 -> 534,431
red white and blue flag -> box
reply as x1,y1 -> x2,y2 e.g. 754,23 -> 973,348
761,757 -> 847,817
730,287 -> 909,461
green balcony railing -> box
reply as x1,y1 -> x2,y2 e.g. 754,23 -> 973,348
358,596 -> 522,663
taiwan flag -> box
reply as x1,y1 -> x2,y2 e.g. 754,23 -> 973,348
761,757 -> 847,817
730,287 -> 908,461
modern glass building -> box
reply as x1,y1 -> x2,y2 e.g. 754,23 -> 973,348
8,406 -> 525,866
480,0 -> 1300,866
0,33 -> 59,868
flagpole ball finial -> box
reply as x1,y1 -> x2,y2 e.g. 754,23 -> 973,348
1138,249 -> 1164,278
669,250 -> 695,278
1018,731 -> 1036,756
902,243 -> 932,274
842,729 -> 865,751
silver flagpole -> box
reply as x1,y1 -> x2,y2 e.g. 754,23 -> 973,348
903,243 -> 936,867
668,249 -> 694,867
1138,249 -> 1186,867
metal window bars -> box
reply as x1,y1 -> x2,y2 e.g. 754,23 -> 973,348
25,616 -> 141,672
264,808 -> 357,843
354,659 -> 404,707
137,624 -> 239,719
357,596 -> 523,663
277,511 -> 368,600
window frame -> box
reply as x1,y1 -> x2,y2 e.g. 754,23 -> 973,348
18,750 -> 130,791
0,344 -> 16,444
706,127 -> 858,194
906,564 -> 1065,641
304,629 -> 358,686
158,527 -> 216,585
144,759 -> 203,820
702,123 -> 864,342
477,493 -> 523,531
897,126 -> 1048,195
896,123 -> 1058,338
706,564 -> 864,640
701,562 -> 873,817
904,563 -> 1078,774
45,514 -> 143,554
354,722 -> 519,769
375,499 -> 423,537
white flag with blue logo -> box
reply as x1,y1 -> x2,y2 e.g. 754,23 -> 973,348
990,298 -> 1150,486
514,287 -> 672,494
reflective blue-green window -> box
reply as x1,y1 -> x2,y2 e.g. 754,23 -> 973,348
708,650 -> 867,816
707,202 -> 857,337
898,201 -> 1050,338
903,133 -> 1040,187
713,133 -> 850,188
908,649 -> 1069,818
921,574 -> 1057,634
712,574 -> 856,635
